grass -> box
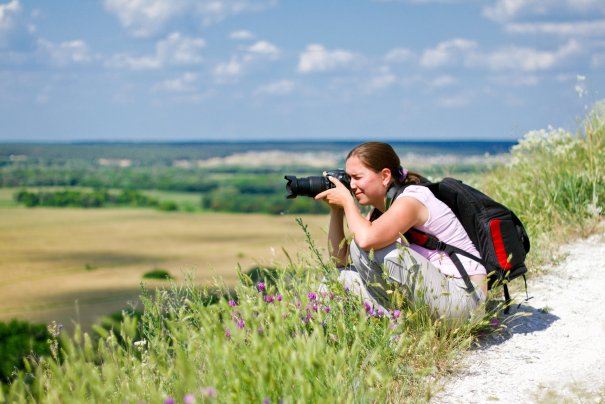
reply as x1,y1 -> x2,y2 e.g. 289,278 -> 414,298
1,103 -> 603,402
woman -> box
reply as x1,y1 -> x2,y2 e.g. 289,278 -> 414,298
315,142 -> 487,322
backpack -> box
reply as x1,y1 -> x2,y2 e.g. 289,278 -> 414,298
385,177 -> 531,309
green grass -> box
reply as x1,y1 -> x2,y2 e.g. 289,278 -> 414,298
1,103 -> 603,402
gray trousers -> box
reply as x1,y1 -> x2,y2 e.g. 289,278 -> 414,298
338,241 -> 486,323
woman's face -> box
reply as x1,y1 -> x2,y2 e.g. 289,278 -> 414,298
345,155 -> 389,207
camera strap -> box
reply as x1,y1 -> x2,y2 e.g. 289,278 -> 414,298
384,183 -> 404,211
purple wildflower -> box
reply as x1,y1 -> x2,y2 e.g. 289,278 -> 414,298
307,292 -> 317,301
183,394 -> 195,404
237,318 -> 245,329
201,387 -> 217,398
277,294 -> 283,302
311,303 -> 318,312
363,301 -> 372,313
392,309 -> 401,319
264,294 -> 275,303
228,299 -> 237,307
323,305 -> 330,313
257,326 -> 264,335
329,292 -> 335,300
225,328 -> 231,339
377,309 -> 384,318
257,282 -> 266,292
490,318 -> 501,328
263,399 -> 271,404
164,398 -> 176,404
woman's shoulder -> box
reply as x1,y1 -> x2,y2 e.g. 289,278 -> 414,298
398,184 -> 433,203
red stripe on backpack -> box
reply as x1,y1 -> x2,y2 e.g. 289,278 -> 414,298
490,219 -> 512,270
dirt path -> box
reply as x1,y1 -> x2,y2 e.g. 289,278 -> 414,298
432,227 -> 605,403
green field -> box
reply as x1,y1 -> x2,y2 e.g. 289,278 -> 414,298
0,207 -> 327,330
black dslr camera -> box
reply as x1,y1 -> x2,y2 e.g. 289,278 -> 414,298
284,169 -> 351,199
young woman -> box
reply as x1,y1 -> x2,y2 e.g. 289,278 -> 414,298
315,142 -> 487,322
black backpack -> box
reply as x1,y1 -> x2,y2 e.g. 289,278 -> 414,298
384,178 -> 531,308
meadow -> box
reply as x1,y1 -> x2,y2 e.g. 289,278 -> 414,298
0,105 -> 603,402
0,207 -> 326,330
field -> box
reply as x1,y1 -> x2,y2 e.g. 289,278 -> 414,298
0,207 -> 326,330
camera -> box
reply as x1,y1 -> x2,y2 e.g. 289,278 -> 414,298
284,169 -> 351,199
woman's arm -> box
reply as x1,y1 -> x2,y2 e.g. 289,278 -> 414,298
327,207 -> 348,267
316,177 -> 427,251
343,196 -> 426,250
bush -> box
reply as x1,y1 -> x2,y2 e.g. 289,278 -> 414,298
0,320 -> 52,382
142,269 -> 174,280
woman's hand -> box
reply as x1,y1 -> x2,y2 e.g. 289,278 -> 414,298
314,176 -> 354,209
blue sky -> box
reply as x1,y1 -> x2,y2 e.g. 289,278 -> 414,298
0,0 -> 604,141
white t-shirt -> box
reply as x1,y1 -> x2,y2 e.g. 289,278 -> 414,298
398,185 -> 487,278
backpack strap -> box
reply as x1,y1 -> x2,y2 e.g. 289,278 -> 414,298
385,183 -> 481,294
405,228 -> 478,293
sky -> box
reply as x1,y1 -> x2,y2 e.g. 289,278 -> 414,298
0,0 -> 604,142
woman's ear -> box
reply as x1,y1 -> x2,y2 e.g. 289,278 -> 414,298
380,168 -> 392,187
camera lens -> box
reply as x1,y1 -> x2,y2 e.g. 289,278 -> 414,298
284,175 -> 330,198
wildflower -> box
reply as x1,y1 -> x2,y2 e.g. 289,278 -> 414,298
264,294 -> 275,303
329,292 -> 335,300
225,328 -> 232,339
323,305 -> 330,313
257,326 -> 264,335
183,394 -> 195,404
263,399 -> 271,404
377,309 -> 384,318
277,294 -> 283,302
164,398 -> 175,404
237,318 -> 245,329
257,282 -> 266,292
201,387 -> 217,398
307,292 -> 317,301
363,301 -> 372,313
391,309 -> 401,319
228,299 -> 237,307
490,318 -> 501,328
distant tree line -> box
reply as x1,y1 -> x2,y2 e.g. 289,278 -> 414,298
14,189 -> 178,211
4,162 -> 331,214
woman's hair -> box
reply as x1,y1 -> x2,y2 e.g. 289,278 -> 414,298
346,141 -> 423,185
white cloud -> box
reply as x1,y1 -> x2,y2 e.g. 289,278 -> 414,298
194,0 -> 277,25
420,38 -> 476,68
470,40 -> 580,71
212,39 -> 279,83
156,32 -> 206,64
363,66 -> 397,93
483,0 -> 605,23
254,79 -> 295,95
0,0 -> 23,47
505,19 -> 605,37
247,40 -> 279,57
107,32 -> 205,70
384,47 -> 413,63
103,0 -> 277,37
213,57 -> 244,81
37,38 -> 93,67
153,72 -> 197,92
103,0 -> 186,38
230,30 -> 254,40
297,44 -> 358,74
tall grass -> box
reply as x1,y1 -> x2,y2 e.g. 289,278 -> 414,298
482,101 -> 604,268
2,236 -> 481,403
2,104 -> 603,402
